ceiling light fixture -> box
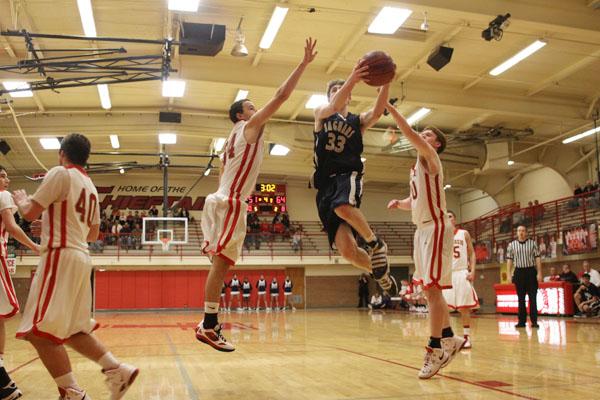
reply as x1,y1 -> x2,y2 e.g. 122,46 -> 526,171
234,89 -> 249,102
305,94 -> 328,109
507,160 -> 515,166
168,0 -> 200,12
444,184 -> 452,190
39,137 -> 61,150
77,0 -> 97,37
162,79 -> 186,97
231,17 -> 249,57
406,107 -> 431,126
213,137 -> 226,152
489,40 -> 547,76
368,7 -> 413,34
269,144 -> 290,156
97,84 -> 111,109
119,168 -> 125,174
2,81 -> 33,97
203,168 -> 211,176
259,6 -> 289,49
159,133 -> 177,144
109,134 -> 120,149
562,126 -> 600,144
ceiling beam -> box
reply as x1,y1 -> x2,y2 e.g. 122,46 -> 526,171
325,16 -> 371,75
452,113 -> 492,133
527,48 -> 600,96
587,92 -> 600,119
289,96 -> 307,120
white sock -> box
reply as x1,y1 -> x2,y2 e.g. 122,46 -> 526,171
55,372 -> 81,390
205,301 -> 219,314
464,327 -> 471,336
365,234 -> 377,243
0,354 -> 4,368
98,352 -> 120,371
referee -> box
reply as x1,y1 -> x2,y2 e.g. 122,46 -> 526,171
507,225 -> 542,328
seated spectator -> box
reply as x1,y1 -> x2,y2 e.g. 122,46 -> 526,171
499,216 -> 512,234
533,200 -> 545,221
577,261 -> 600,286
543,266 -> 560,282
111,220 -> 123,245
523,201 -> 534,225
574,273 -> 600,317
281,212 -> 291,237
569,184 -> 583,209
291,230 -> 302,252
120,222 -> 132,250
131,223 -> 142,250
126,211 -> 134,223
583,180 -> 595,196
559,264 -> 579,284
369,291 -> 385,310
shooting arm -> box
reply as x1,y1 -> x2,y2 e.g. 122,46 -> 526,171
360,84 -> 390,131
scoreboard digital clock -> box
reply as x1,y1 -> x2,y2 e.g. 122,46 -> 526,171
248,183 -> 287,214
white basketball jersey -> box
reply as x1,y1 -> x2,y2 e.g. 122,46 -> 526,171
217,121 -> 264,200
410,154 -> 447,226
0,191 -> 17,258
452,229 -> 469,271
33,166 -> 100,253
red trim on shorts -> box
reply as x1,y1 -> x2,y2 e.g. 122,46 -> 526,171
60,200 -> 67,247
36,249 -> 62,325
216,253 -> 235,266
0,256 -> 18,313
424,173 -> 440,285
216,144 -> 252,251
33,250 -> 53,324
423,282 -> 452,290
219,141 -> 260,251
435,175 -> 445,284
17,321 -> 100,344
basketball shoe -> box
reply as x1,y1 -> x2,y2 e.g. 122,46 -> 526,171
440,336 -> 467,368
0,381 -> 22,400
418,347 -> 449,379
368,239 -> 397,295
58,387 -> 90,400
102,363 -> 139,400
195,322 -> 235,352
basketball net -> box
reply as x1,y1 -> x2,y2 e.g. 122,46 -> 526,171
160,237 -> 171,252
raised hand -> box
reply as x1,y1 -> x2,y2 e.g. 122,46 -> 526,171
301,37 -> 318,66
349,60 -> 369,84
387,199 -> 401,209
12,189 -> 28,208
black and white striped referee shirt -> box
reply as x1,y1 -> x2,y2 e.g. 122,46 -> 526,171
506,239 -> 540,268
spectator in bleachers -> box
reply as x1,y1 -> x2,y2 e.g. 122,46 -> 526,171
583,180 -> 597,195
533,200 -> 545,221
574,273 -> 600,317
131,223 -> 142,250
126,211 -> 134,224
578,261 -> 600,286
559,264 -> 579,284
523,201 -> 534,226
358,274 -> 369,308
281,211 -> 291,237
120,222 -> 132,250
569,184 -> 583,209
538,236 -> 547,258
543,266 -> 560,282
499,215 -> 512,234
111,220 -> 123,245
291,229 -> 302,252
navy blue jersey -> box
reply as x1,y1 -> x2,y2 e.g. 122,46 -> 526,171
230,279 -> 240,292
313,112 -> 363,189
242,281 -> 251,294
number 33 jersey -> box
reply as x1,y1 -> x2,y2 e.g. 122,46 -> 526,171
313,112 -> 363,189
31,165 -> 100,253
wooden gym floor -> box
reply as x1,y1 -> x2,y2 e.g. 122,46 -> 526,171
4,309 -> 599,399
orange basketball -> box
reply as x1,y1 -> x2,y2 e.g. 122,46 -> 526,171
361,51 -> 396,86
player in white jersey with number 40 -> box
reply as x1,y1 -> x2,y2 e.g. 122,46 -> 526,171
196,38 -> 317,352
386,103 -> 466,380
13,134 -> 138,400
443,210 -> 479,349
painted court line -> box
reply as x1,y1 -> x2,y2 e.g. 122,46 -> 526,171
164,331 -> 200,400
8,357 -> 39,375
334,347 -> 540,400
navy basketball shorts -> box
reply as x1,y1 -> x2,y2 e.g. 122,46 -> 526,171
316,171 -> 363,248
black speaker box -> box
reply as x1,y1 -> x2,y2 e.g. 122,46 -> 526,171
179,23 -> 225,56
427,46 -> 454,71
159,111 -> 182,123
0,140 -> 10,155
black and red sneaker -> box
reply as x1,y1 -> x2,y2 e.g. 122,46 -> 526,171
195,322 -> 235,352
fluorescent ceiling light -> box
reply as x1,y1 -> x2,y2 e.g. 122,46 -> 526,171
305,94 -> 328,109
2,81 -> 33,97
489,40 -> 547,76
444,184 -> 452,190
234,89 -> 249,102
270,144 -> 290,156
119,168 -> 125,174
168,0 -> 200,12
109,134 -> 120,149
259,6 -> 289,49
507,160 -> 515,166
203,168 -> 211,176
213,137 -> 226,152
77,0 -> 97,37
406,107 -> 431,125
368,7 -> 413,34
159,133 -> 177,144
39,137 -> 61,150
162,80 -> 186,97
97,84 -> 111,109
562,126 -> 600,144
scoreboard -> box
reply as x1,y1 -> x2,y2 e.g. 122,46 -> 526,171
247,183 -> 287,214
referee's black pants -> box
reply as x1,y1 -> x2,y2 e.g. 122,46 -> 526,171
513,267 -> 538,325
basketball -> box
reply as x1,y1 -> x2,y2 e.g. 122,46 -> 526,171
360,51 -> 396,86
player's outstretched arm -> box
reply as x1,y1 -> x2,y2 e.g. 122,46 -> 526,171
245,38 -> 318,143
0,208 -> 40,254
386,102 -> 440,174
387,197 -> 411,211
360,83 -> 390,131
314,61 -> 369,123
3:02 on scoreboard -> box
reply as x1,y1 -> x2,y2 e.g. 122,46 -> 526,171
247,183 -> 287,214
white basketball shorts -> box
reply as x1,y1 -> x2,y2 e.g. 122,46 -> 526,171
0,256 -> 19,319
413,219 -> 453,290
443,269 -> 479,310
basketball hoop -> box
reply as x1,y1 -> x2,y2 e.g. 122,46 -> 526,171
160,237 -> 171,252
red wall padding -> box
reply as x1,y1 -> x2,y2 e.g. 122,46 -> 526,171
94,269 -> 286,310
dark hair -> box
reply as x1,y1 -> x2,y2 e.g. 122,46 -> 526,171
517,224 -> 527,231
424,126 -> 447,154
60,133 -> 91,166
229,99 -> 249,123
0,164 -> 5,173
447,210 -> 456,217
583,273 -> 591,279
327,79 -> 345,100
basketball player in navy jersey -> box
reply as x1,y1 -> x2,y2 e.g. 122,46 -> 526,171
313,60 -> 395,293
386,102 -> 465,379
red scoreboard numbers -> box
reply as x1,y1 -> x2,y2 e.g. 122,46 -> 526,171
247,183 -> 287,214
